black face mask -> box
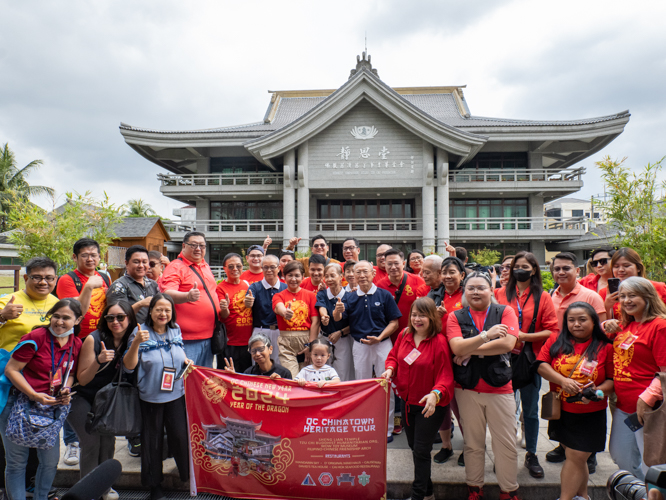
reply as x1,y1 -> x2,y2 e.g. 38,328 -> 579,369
512,269 -> 532,283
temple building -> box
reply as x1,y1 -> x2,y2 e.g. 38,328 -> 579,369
120,53 -> 629,271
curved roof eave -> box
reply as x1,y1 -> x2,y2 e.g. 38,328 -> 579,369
244,68 -> 488,166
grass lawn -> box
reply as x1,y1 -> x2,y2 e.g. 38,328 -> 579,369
0,275 -> 25,294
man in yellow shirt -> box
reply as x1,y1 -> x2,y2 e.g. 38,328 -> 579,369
0,257 -> 59,351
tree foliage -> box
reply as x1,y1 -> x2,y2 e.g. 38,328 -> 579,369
469,248 -> 502,267
123,198 -> 156,217
593,156 -> 666,281
7,191 -> 123,274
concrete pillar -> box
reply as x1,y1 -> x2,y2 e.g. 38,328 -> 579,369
195,198 -> 211,263
283,149 -> 296,247
528,152 -> 542,171
297,142 -> 310,254
530,240 -> 546,265
436,148 -> 450,253
422,142 -> 436,253
196,157 -> 210,174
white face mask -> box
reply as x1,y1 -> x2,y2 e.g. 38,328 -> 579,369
49,326 -> 74,338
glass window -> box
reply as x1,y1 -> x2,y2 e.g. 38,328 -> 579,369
210,201 -> 282,220
572,209 -> 584,217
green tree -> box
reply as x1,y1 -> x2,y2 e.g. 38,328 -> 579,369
123,198 -> 156,217
0,143 -> 55,230
593,156 -> 666,281
469,248 -> 502,267
541,270 -> 555,292
7,191 -> 123,274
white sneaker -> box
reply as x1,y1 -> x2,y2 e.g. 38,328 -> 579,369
63,442 -> 80,466
102,488 -> 119,500
520,423 -> 526,449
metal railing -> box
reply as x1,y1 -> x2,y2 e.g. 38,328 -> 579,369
449,168 -> 585,183
449,216 -> 586,231
164,219 -> 284,233
312,218 -> 422,232
157,172 -> 283,187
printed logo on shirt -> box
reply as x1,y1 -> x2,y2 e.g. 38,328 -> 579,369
231,290 -> 252,326
553,352 -> 598,400
285,300 -> 310,329
613,330 -> 636,382
404,285 -> 414,296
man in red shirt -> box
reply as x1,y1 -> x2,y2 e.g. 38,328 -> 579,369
217,253 -> 253,372
240,245 -> 265,284
160,231 -> 219,368
373,244 -> 391,284
300,254 -> 326,293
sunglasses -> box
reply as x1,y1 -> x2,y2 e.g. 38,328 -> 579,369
105,314 -> 127,323
591,258 -> 610,267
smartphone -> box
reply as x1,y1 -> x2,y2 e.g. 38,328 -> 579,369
608,278 -> 621,294
297,352 -> 305,363
624,412 -> 643,432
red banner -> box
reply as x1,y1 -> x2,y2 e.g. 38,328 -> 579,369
185,367 -> 389,500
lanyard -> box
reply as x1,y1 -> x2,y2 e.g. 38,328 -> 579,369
50,336 -> 71,377
468,307 -> 491,334
515,290 -> 532,330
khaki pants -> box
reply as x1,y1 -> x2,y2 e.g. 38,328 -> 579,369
456,388 -> 519,493
278,330 -> 309,378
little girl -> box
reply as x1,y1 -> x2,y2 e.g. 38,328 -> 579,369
296,339 -> 340,387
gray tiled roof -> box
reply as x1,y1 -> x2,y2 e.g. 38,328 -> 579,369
113,217 -> 162,238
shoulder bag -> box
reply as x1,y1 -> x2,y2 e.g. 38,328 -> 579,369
540,352 -> 585,420
642,372 -> 666,466
511,290 -> 542,390
6,393 -> 70,449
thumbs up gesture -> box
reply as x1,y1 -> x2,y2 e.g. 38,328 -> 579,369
97,342 -> 116,364
263,235 -> 272,250
187,281 -> 200,302
321,311 -> 330,326
436,303 -> 447,318
284,301 -> 294,320
1,295 -> 23,320
137,327 -> 150,343
334,297 -> 345,314
244,289 -> 255,308
220,293 -> 230,311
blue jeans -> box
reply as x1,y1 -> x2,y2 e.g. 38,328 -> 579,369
514,374 -> 541,454
62,420 -> 78,446
183,339 -> 214,368
0,394 -> 61,500
609,407 -> 646,480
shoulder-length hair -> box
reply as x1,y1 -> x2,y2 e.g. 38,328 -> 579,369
619,276 -> 666,325
406,297 -> 442,339
505,251 -> 543,303
145,293 -> 178,329
611,247 -> 646,278
97,301 -> 137,359
461,272 -> 498,308
550,301 -> 611,361
45,298 -> 83,336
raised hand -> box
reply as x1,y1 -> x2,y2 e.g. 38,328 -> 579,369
1,295 -> 23,320
284,302 -> 294,320
97,341 -> 116,364
223,357 -> 236,373
187,282 -> 200,302
86,275 -> 105,290
436,303 -> 447,318
288,237 -> 302,250
317,282 -> 327,292
263,235 -> 272,249
244,289 -> 255,308
137,327 -> 150,343
334,297 -> 345,315
220,293 -> 230,311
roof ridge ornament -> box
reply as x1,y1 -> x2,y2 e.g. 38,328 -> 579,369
349,51 -> 379,80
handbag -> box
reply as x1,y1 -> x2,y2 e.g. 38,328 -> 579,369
540,352 -> 585,421
6,393 -> 70,449
642,372 -> 666,466
86,360 -> 142,436
511,291 -> 541,390
0,340 -> 38,414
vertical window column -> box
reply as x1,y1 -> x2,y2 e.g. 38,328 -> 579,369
283,149 -> 296,248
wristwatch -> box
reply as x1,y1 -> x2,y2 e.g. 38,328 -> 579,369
0,314 -> 7,326
480,330 -> 489,343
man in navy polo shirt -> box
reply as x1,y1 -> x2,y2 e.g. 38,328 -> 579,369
245,254 -> 287,366
334,260 -> 401,441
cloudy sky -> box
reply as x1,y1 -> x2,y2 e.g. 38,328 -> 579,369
1,0 -> 665,216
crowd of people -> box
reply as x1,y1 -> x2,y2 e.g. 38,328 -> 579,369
0,233 -> 664,500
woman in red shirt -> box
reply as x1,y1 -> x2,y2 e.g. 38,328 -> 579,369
383,297 -> 454,500
579,247 -> 615,293
445,272 -> 521,500
536,302 -> 613,500
496,251 -> 558,478
272,260 -> 320,378
607,277 -> 666,481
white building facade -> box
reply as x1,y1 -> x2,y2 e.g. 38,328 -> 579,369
120,54 -> 629,267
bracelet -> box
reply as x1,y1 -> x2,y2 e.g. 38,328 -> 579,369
430,390 -> 441,404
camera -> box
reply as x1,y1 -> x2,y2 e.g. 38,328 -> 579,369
607,465 -> 666,500
466,262 -> 494,274
565,386 -> 604,403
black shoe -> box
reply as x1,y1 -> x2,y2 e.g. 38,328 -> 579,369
434,433 -> 443,444
524,452 -> 545,478
150,486 -> 166,500
545,444 -> 565,463
128,436 -> 141,457
457,452 -> 465,467
433,447 -> 454,464
587,453 -> 597,474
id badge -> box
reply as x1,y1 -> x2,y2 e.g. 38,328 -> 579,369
619,334 -> 638,350
160,367 -> 176,392
404,348 -> 422,365
511,341 -> 524,355
579,358 -> 598,376
51,368 -> 62,387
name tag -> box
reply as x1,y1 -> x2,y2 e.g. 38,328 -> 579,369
161,367 -> 176,392
404,348 -> 422,365
619,334 -> 638,350
579,358 -> 598,376
50,368 -> 62,387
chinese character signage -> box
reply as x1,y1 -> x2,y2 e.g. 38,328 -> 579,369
185,368 -> 389,500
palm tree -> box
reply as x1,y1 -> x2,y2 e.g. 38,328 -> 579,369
123,198 -> 157,217
0,143 -> 55,230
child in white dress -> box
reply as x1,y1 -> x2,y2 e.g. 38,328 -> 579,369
296,338 -> 341,388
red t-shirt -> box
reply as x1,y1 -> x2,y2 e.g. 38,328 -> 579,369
240,269 -> 264,285
300,278 -> 322,293
215,280 -> 253,346
495,287 -> 560,356
385,329 -> 455,407
600,281 -> 666,319
376,273 -> 426,341
55,269 -> 108,338
12,327 -> 82,394
272,288 -> 318,331
613,318 -> 666,413
445,306 -> 520,394
373,266 -> 388,284
537,336 -> 613,413
579,273 -> 601,292
441,289 -> 464,330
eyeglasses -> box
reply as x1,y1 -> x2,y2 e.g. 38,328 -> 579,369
225,265 -> 243,270
465,286 -> 489,292
591,258 -> 610,267
184,243 -> 206,250
28,275 -> 56,283
249,345 -> 267,355
149,261 -> 160,268
105,314 -> 127,323
262,265 -> 278,271
386,263 -> 402,268
313,244 -> 327,249
499,266 -> 511,272
409,256 -> 423,262
79,253 -> 99,260
553,266 -> 574,273
376,252 -> 386,258
343,246 -> 357,252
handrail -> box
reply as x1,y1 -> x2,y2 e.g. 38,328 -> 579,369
163,219 -> 284,233
449,216 -> 587,231
312,218 -> 422,232
449,168 -> 585,183
157,172 -> 283,187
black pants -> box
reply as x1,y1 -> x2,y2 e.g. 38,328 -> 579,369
404,404 -> 446,500
221,345 -> 252,374
139,397 -> 189,488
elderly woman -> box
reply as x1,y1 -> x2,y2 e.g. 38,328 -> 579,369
406,250 -> 425,275
224,333 -> 292,379
444,271 -> 521,500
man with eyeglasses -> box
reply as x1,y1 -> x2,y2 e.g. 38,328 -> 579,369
146,250 -> 169,288
216,253 -> 253,373
342,237 -> 361,262
106,245 -> 159,324
240,245 -> 265,284
161,231 -> 219,368
285,234 -> 341,277
373,244 -> 391,284
56,238 -> 111,339
245,254 -> 287,366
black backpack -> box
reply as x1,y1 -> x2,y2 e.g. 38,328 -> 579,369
55,271 -> 111,297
